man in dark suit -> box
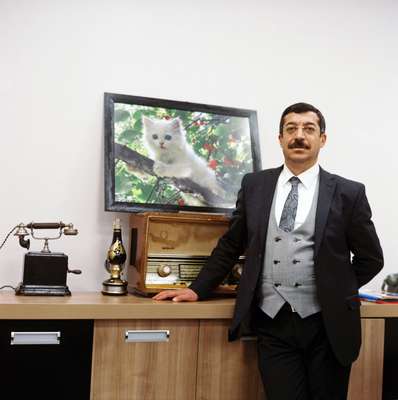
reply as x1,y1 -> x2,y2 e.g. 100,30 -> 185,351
154,103 -> 383,400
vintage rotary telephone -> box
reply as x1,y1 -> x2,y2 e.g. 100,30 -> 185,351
1,222 -> 81,295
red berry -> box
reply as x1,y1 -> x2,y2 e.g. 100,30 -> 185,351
203,143 -> 214,152
208,159 -> 218,170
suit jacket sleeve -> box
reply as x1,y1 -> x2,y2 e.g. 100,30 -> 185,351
189,175 -> 248,299
346,184 -> 383,288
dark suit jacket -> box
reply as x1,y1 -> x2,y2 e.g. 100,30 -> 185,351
190,166 -> 383,366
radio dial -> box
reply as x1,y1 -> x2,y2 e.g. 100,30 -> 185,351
232,264 -> 243,279
157,264 -> 172,277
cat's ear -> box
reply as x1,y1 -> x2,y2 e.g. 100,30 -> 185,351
171,117 -> 181,130
142,116 -> 154,129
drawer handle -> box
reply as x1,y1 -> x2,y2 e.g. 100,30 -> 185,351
240,335 -> 257,342
10,331 -> 61,345
125,330 -> 170,343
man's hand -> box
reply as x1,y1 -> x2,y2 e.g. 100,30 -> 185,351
152,288 -> 199,302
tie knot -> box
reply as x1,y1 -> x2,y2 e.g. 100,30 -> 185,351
289,176 -> 300,187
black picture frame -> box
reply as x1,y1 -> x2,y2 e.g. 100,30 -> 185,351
104,92 -> 262,214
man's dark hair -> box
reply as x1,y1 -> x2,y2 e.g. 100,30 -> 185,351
279,102 -> 326,134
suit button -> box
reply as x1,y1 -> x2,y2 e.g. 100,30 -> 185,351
273,260 -> 280,265
274,283 -> 281,287
294,282 -> 302,287
275,237 -> 282,242
292,259 -> 300,264
294,238 -> 301,242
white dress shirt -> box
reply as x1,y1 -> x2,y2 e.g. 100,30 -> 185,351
274,163 -> 320,230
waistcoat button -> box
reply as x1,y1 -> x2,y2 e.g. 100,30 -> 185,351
292,259 -> 300,264
273,260 -> 280,265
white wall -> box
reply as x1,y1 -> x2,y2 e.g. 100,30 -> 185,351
0,0 -> 396,292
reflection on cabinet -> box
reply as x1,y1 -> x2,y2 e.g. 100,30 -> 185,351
197,320 -> 264,400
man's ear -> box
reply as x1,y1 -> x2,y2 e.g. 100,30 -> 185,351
278,133 -> 283,147
320,133 -> 327,148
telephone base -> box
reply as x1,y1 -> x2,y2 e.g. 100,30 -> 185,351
15,284 -> 71,296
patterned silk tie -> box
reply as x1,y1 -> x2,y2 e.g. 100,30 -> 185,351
279,176 -> 300,232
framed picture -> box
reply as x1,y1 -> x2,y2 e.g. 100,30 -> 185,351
104,93 -> 262,214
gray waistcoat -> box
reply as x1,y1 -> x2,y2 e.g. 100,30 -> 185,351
257,181 -> 321,318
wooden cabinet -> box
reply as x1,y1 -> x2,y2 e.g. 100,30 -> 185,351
0,293 -> 393,400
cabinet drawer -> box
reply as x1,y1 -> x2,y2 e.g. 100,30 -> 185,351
92,319 -> 198,400
0,320 -> 93,400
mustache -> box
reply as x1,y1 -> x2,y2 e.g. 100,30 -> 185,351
288,139 -> 310,149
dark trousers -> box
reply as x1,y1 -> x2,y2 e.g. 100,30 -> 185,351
253,304 -> 352,400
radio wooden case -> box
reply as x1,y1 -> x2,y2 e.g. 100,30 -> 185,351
127,212 -> 243,296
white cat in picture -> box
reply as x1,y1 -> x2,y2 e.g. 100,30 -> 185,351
142,116 -> 224,198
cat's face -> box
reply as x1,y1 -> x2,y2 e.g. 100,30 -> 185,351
142,116 -> 185,154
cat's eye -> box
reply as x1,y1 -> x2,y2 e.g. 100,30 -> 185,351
165,135 -> 172,141
152,134 -> 158,140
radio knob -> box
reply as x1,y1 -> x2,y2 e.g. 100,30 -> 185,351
232,264 -> 243,279
157,264 -> 172,277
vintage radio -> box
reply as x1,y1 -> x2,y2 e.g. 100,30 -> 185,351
127,212 -> 244,296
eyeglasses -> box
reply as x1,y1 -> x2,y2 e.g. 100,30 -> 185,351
283,124 -> 319,135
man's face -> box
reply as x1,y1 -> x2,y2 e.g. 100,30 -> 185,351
279,111 -> 326,166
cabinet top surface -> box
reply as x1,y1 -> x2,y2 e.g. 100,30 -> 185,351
0,291 -> 235,319
0,291 -> 394,319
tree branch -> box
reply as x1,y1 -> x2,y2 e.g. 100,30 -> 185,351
115,142 -> 154,174
114,143 -> 226,206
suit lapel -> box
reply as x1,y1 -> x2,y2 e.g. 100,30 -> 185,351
314,167 -> 336,258
258,166 -> 283,250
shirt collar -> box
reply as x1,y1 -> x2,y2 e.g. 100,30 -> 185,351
280,163 -> 320,189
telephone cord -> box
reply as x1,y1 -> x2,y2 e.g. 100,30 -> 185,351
0,226 -> 18,251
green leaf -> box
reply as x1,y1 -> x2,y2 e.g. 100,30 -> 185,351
133,110 -> 143,121
119,129 -> 142,142
134,119 -> 143,131
115,110 -> 130,123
